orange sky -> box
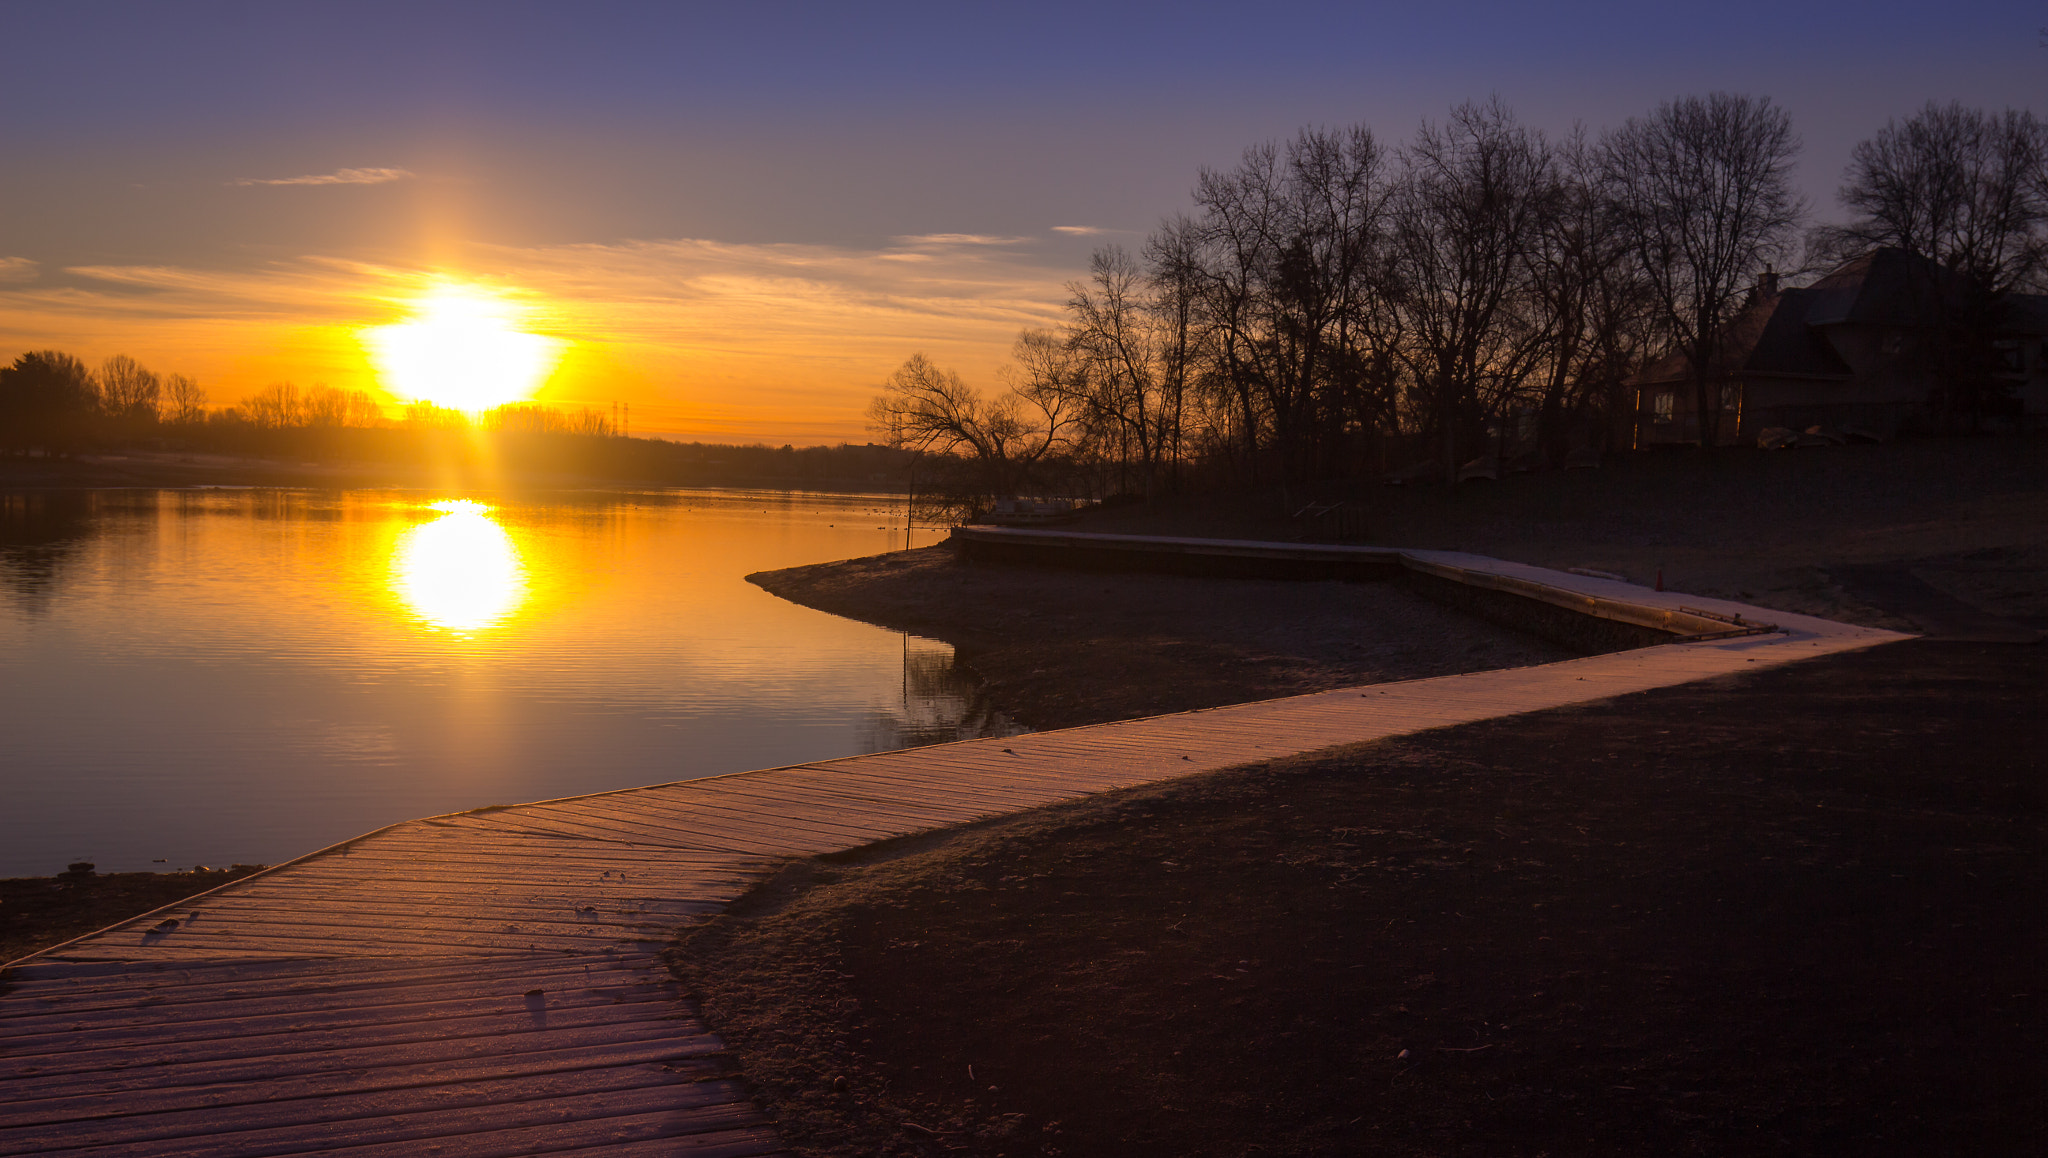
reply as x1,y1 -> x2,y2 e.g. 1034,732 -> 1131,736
0,234 -> 1087,445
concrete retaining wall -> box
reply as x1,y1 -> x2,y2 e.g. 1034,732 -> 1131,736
952,526 -> 1756,655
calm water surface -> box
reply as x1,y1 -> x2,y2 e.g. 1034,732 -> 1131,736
0,488 -> 1010,877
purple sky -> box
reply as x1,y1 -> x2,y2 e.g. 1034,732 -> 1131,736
2,0 -> 2042,440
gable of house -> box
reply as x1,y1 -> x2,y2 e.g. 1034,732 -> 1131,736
1630,248 -> 2048,442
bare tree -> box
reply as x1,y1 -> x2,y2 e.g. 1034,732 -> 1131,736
1143,213 -> 1205,486
1819,102 -> 2048,428
97,355 -> 162,420
1276,124 -> 1397,477
1392,97 -> 1555,478
1524,127 -> 1650,460
241,382 -> 305,429
1188,139 -> 1288,474
1061,246 -> 1174,496
1185,124 -> 1392,481
1604,93 -> 1804,446
302,385 -> 385,427
1825,102 -> 2048,291
866,352 -> 1077,519
162,374 -> 207,424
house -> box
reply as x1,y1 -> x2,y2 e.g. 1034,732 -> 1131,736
1631,248 -> 2048,446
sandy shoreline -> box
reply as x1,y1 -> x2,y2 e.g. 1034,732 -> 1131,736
751,545 -> 1577,731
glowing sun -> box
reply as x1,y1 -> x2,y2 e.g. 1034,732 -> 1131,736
364,283 -> 563,411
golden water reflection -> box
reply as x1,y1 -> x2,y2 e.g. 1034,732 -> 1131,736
391,500 -> 527,633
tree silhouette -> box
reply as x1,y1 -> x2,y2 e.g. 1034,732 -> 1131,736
1603,93 -> 1804,446
97,355 -> 162,420
0,351 -> 100,454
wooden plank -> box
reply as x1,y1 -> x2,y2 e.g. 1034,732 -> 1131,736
0,974 -> 675,1039
32,935 -> 631,968
1,1038 -> 723,1126
434,1132 -> 783,1158
91,893 -> 708,929
1,952 -> 659,1003
0,1062 -> 692,1151
0,954 -> 573,1001
494,800 -> 902,846
249,860 -> 757,889
161,899 -> 710,930
0,956 -> 663,1019
0,1083 -> 758,1158
248,1118 -> 781,1158
542,785 -> 974,833
0,1019 -> 705,1104
533,792 -> 942,838
46,922 -> 633,958
0,998 -> 706,1082
353,823 -> 834,859
1,989 -> 698,1065
637,781 -> 999,827
1,983 -> 688,1055
750,764 -> 1116,805
177,886 -> 722,919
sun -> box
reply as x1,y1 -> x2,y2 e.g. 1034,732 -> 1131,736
363,283 -> 564,412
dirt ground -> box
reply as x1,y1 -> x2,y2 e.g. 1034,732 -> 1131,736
671,641 -> 2046,1157
1,864 -> 266,966
692,436 -> 2046,1156
1083,434 -> 2048,632
752,551 -> 1575,731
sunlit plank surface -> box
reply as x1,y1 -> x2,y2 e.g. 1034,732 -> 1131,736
0,549 -> 1906,1157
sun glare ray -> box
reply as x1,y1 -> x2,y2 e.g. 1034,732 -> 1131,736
391,500 -> 528,634
363,283 -> 563,411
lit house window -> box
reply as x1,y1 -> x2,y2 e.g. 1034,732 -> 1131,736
1654,391 -> 1675,422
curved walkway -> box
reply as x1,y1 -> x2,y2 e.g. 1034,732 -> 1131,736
0,547 -> 1907,1157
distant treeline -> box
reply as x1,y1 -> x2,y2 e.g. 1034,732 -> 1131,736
0,353 -> 919,490
874,96 -> 2048,508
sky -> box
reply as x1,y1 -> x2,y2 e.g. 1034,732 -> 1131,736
2,1 -> 2043,444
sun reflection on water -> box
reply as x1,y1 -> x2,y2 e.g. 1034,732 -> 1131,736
391,500 -> 527,634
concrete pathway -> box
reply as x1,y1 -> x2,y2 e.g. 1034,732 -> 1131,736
0,547 -> 1908,1157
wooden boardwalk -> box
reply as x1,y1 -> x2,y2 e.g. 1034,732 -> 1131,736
0,548 -> 1907,1156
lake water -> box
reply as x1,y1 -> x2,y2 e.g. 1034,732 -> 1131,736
0,488 -> 1012,877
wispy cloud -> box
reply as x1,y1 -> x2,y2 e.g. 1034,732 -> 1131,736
0,257 -> 37,283
890,233 -> 1032,249
232,167 -> 415,188
1051,225 -> 1110,236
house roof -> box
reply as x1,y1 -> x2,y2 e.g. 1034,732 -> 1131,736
1631,285 -> 1852,385
1799,247 -> 1941,328
1740,287 -> 1854,379
1628,249 -> 2048,388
